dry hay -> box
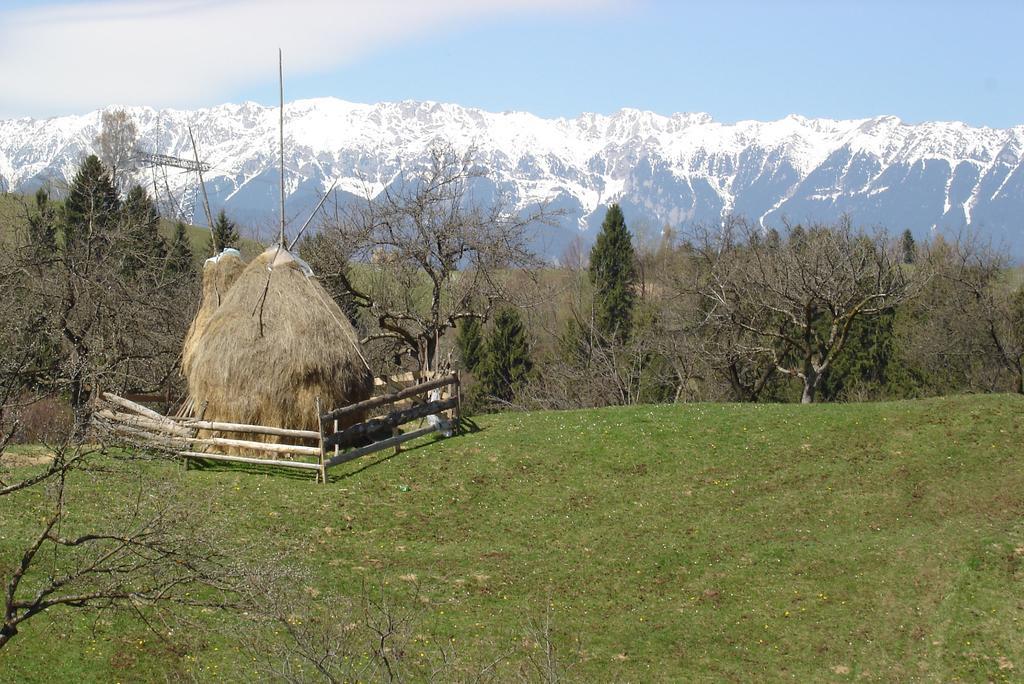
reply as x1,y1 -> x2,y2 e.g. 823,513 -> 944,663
185,246 -> 372,451
181,248 -> 247,379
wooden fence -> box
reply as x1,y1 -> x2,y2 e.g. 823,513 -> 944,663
90,372 -> 461,483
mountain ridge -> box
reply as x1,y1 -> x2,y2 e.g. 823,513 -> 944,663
2,97 -> 1022,257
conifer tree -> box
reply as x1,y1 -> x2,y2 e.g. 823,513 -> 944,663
120,185 -> 165,277
166,221 -> 195,276
63,154 -> 120,250
456,318 -> 485,373
479,308 -> 532,404
27,188 -> 57,254
900,229 -> 917,264
588,204 -> 637,343
208,208 -> 240,254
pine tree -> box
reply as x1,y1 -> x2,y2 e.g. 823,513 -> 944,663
27,188 -> 57,254
208,208 -> 240,254
479,308 -> 533,404
456,317 -> 485,373
588,204 -> 637,343
120,185 -> 165,277
166,221 -> 195,276
900,229 -> 917,264
63,154 -> 120,250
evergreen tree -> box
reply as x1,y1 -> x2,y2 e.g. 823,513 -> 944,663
63,154 -> 120,250
166,221 -> 195,276
208,208 -> 240,254
120,185 -> 165,277
456,317 -> 485,373
479,308 -> 533,404
588,204 -> 637,343
900,229 -> 917,264
818,309 -> 898,401
27,188 -> 57,254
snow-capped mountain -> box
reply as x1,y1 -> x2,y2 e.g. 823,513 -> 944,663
2,98 -> 1023,257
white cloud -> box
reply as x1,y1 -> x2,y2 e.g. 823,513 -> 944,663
0,0 -> 614,118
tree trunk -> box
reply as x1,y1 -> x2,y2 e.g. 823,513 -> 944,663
801,366 -> 818,404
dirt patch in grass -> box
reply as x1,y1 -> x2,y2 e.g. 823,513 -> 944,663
1,447 -> 55,467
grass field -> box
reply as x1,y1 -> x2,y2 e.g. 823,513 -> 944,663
2,394 -> 1023,681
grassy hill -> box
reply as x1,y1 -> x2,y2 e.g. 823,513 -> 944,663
2,395 -> 1022,681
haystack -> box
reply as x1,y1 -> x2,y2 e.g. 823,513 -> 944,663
185,245 -> 373,442
181,248 -> 247,379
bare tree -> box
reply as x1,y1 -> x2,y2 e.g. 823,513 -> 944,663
940,236 -> 1024,393
683,216 -> 925,403
306,144 -> 553,372
0,164 -> 224,653
0,451 -> 238,649
95,108 -> 139,193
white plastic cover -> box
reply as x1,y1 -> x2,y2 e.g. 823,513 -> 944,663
204,247 -> 242,267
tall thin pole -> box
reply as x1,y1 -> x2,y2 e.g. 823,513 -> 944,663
278,48 -> 286,248
288,177 -> 339,251
188,125 -> 216,254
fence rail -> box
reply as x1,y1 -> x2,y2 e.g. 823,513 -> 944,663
90,372 -> 461,483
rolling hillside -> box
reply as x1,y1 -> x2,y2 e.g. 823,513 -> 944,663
1,395 -> 1021,681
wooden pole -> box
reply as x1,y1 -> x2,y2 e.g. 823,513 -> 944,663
174,418 -> 319,441
323,398 -> 457,451
95,413 -> 322,457
316,397 -> 326,484
321,374 -> 458,424
185,400 -> 207,472
177,451 -> 321,471
278,48 -> 286,248
94,407 -> 192,438
101,392 -> 182,429
326,424 -> 442,468
188,125 -> 215,253
288,177 -> 339,251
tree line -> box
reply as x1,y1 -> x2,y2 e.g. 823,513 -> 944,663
505,209 -> 1023,409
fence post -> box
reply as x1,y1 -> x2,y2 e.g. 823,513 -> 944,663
184,400 -> 208,471
315,397 -> 327,484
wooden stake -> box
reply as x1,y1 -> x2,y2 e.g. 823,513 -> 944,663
315,397 -> 326,484
278,48 -> 286,248
188,125 -> 215,253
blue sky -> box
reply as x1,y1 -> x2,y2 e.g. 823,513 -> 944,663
1,0 -> 1021,127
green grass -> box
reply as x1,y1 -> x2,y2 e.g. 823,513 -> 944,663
2,395 -> 1023,681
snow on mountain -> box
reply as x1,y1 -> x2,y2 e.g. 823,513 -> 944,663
1,98 -> 1022,257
